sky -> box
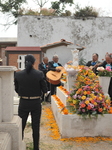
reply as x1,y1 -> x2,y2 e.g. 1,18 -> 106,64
0,0 -> 112,38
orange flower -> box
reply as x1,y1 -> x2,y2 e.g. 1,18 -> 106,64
80,103 -> 86,108
87,91 -> 91,95
108,107 -> 112,114
91,100 -> 95,104
98,108 -> 103,112
87,105 -> 91,110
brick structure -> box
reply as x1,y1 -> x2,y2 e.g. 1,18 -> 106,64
5,47 -> 42,70
0,38 -> 17,65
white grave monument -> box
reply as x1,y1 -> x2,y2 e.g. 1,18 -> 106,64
0,66 -> 26,150
65,47 -> 79,91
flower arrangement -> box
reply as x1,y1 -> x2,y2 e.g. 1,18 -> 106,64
67,66 -> 111,118
97,66 -> 112,77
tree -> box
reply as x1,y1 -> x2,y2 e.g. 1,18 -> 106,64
0,0 -> 26,24
51,0 -> 74,15
33,0 -> 49,9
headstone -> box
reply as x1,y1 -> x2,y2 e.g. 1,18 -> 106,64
0,66 -> 26,150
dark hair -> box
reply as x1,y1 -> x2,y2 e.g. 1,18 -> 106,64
25,54 -> 35,73
93,53 -> 99,57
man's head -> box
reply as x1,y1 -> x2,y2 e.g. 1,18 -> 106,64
43,57 -> 48,64
25,54 -> 35,66
92,53 -> 99,62
105,54 -> 112,64
53,55 -> 59,63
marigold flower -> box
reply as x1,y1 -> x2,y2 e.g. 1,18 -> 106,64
91,100 -> 95,104
73,100 -> 77,104
99,97 -> 102,100
94,102 -> 97,106
83,91 -> 87,95
80,103 -> 86,108
98,108 -> 103,112
85,100 -> 89,105
106,99 -> 110,104
87,91 -> 91,95
87,105 -> 92,110
81,96 -> 86,100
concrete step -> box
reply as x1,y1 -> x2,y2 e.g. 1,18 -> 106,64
0,132 -> 11,150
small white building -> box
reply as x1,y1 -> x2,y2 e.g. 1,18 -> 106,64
41,39 -> 73,65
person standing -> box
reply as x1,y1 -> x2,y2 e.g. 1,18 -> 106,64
99,53 -> 112,100
86,53 -> 100,74
38,57 -> 50,102
48,55 -> 62,95
14,54 -> 47,150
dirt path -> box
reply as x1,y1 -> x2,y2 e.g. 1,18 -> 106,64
24,103 -> 112,150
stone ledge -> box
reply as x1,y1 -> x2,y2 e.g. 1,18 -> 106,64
0,132 -> 11,150
51,96 -> 112,138
0,66 -> 17,72
57,87 -> 68,106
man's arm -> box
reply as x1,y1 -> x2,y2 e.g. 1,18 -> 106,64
14,73 -> 19,94
40,72 -> 48,93
48,61 -> 56,71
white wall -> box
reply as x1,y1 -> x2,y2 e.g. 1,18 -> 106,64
18,16 -> 112,63
44,45 -> 73,66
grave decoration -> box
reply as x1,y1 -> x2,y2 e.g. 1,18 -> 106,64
67,66 -> 111,118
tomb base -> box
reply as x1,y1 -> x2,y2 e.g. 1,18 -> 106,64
0,116 -> 26,150
51,90 -> 112,138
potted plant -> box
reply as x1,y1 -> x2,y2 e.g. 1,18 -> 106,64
97,66 -> 112,94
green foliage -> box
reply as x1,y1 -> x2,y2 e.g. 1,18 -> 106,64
97,70 -> 112,77
79,57 -> 87,65
60,10 -> 71,16
51,0 -> 73,15
40,8 -> 55,16
74,5 -> 99,18
0,0 -> 26,24
19,8 -> 40,15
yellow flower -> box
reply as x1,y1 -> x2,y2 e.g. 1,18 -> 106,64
83,91 -> 87,95
89,98 -> 93,101
99,97 -> 102,100
81,96 -> 86,100
106,99 -> 110,104
85,100 -> 89,105
94,102 -> 97,106
73,100 -> 77,104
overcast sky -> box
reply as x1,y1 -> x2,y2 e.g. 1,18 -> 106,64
0,0 -> 112,38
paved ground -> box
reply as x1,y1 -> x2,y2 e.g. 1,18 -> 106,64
24,103 -> 112,150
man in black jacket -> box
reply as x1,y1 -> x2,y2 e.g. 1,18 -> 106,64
48,55 -> 62,95
38,57 -> 49,78
38,57 -> 50,102
86,53 -> 100,74
14,54 -> 47,150
99,53 -> 112,100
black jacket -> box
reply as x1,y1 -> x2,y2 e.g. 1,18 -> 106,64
48,61 -> 62,71
14,68 -> 47,97
86,60 -> 100,67
38,62 -> 48,77
99,61 -> 112,99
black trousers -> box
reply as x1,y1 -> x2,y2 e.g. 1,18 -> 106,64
50,82 -> 62,95
18,98 -> 42,150
108,77 -> 112,100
